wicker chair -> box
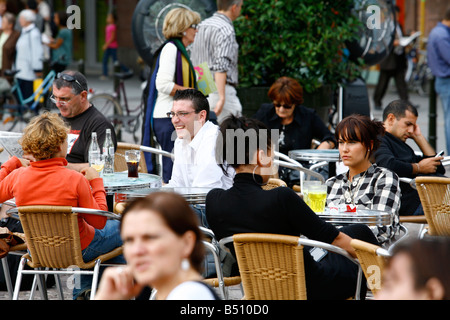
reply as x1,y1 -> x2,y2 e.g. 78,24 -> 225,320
11,206 -> 123,300
233,233 -> 361,300
1,242 -> 27,299
114,142 -> 148,173
415,176 -> 450,237
350,239 -> 390,296
200,227 -> 242,300
261,178 -> 287,190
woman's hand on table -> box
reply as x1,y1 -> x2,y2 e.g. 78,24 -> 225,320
80,166 -> 100,181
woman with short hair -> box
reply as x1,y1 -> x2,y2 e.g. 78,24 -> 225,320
0,112 -> 124,299
326,114 -> 401,244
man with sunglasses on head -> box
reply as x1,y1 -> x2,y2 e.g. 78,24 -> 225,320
51,70 -> 117,171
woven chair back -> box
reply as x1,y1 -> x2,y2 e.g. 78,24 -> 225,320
233,233 -> 306,300
261,178 -> 287,190
351,239 -> 388,295
18,206 -> 84,269
416,176 -> 450,236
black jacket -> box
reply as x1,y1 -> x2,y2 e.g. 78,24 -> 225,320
253,103 -> 335,155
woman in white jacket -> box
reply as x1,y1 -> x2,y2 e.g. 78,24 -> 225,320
15,9 -> 43,106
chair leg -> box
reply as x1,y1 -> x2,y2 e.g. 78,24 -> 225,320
89,259 -> 101,299
1,257 -> 13,299
12,257 -> 27,300
54,273 -> 64,300
35,272 -> 48,300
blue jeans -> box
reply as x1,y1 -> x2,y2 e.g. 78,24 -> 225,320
72,219 -> 125,299
435,77 -> 450,154
102,48 -> 129,77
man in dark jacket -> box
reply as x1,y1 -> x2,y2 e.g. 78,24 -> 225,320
375,100 -> 445,216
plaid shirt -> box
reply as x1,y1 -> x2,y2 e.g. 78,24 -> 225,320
326,164 -> 401,243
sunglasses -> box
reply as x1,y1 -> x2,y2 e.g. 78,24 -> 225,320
190,24 -> 198,30
57,73 -> 86,91
273,103 -> 294,109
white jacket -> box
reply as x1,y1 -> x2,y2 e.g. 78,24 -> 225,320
15,24 -> 43,81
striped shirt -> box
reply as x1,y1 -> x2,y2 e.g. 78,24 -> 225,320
190,12 -> 239,85
326,164 -> 401,244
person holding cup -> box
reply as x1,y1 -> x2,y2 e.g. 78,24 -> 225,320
326,114 -> 401,244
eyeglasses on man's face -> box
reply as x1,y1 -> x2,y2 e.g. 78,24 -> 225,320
166,111 -> 196,119
50,94 -> 75,107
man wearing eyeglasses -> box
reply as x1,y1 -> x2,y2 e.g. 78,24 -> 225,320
164,89 -> 234,192
51,71 -> 117,171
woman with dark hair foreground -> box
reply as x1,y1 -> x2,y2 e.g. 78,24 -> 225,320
95,192 -> 219,300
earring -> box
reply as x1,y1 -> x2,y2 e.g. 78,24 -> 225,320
181,258 -> 190,271
182,31 -> 187,36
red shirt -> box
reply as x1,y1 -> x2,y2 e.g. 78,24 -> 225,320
0,157 -> 107,249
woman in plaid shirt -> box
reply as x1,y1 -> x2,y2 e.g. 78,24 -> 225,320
326,115 -> 401,244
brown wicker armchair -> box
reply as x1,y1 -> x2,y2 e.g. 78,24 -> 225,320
232,233 -> 361,300
1,242 -> 27,299
350,239 -> 390,296
415,176 -> 450,237
200,227 -> 242,300
11,206 -> 123,300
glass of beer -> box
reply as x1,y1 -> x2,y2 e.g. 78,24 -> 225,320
125,150 -> 140,179
305,183 -> 327,213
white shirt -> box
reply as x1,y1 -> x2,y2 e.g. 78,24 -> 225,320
166,121 -> 234,188
166,281 -> 216,300
153,42 -> 177,118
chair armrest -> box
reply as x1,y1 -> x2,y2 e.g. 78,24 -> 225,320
199,226 -> 216,240
399,177 -> 417,190
72,207 -> 122,220
218,236 -> 234,253
297,237 -> 357,264
140,145 -> 174,159
274,160 -> 325,183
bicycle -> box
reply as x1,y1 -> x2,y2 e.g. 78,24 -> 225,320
404,33 -> 433,97
88,70 -> 143,143
0,69 -> 56,132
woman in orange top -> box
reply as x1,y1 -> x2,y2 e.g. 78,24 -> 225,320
0,112 -> 124,299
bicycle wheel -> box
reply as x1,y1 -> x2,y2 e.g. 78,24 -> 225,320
1,94 -> 30,133
416,64 -> 432,96
89,93 -> 123,136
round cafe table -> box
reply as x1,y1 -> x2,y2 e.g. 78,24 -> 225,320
317,208 -> 392,227
102,172 -> 162,195
115,187 -> 212,205
288,149 -> 340,176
